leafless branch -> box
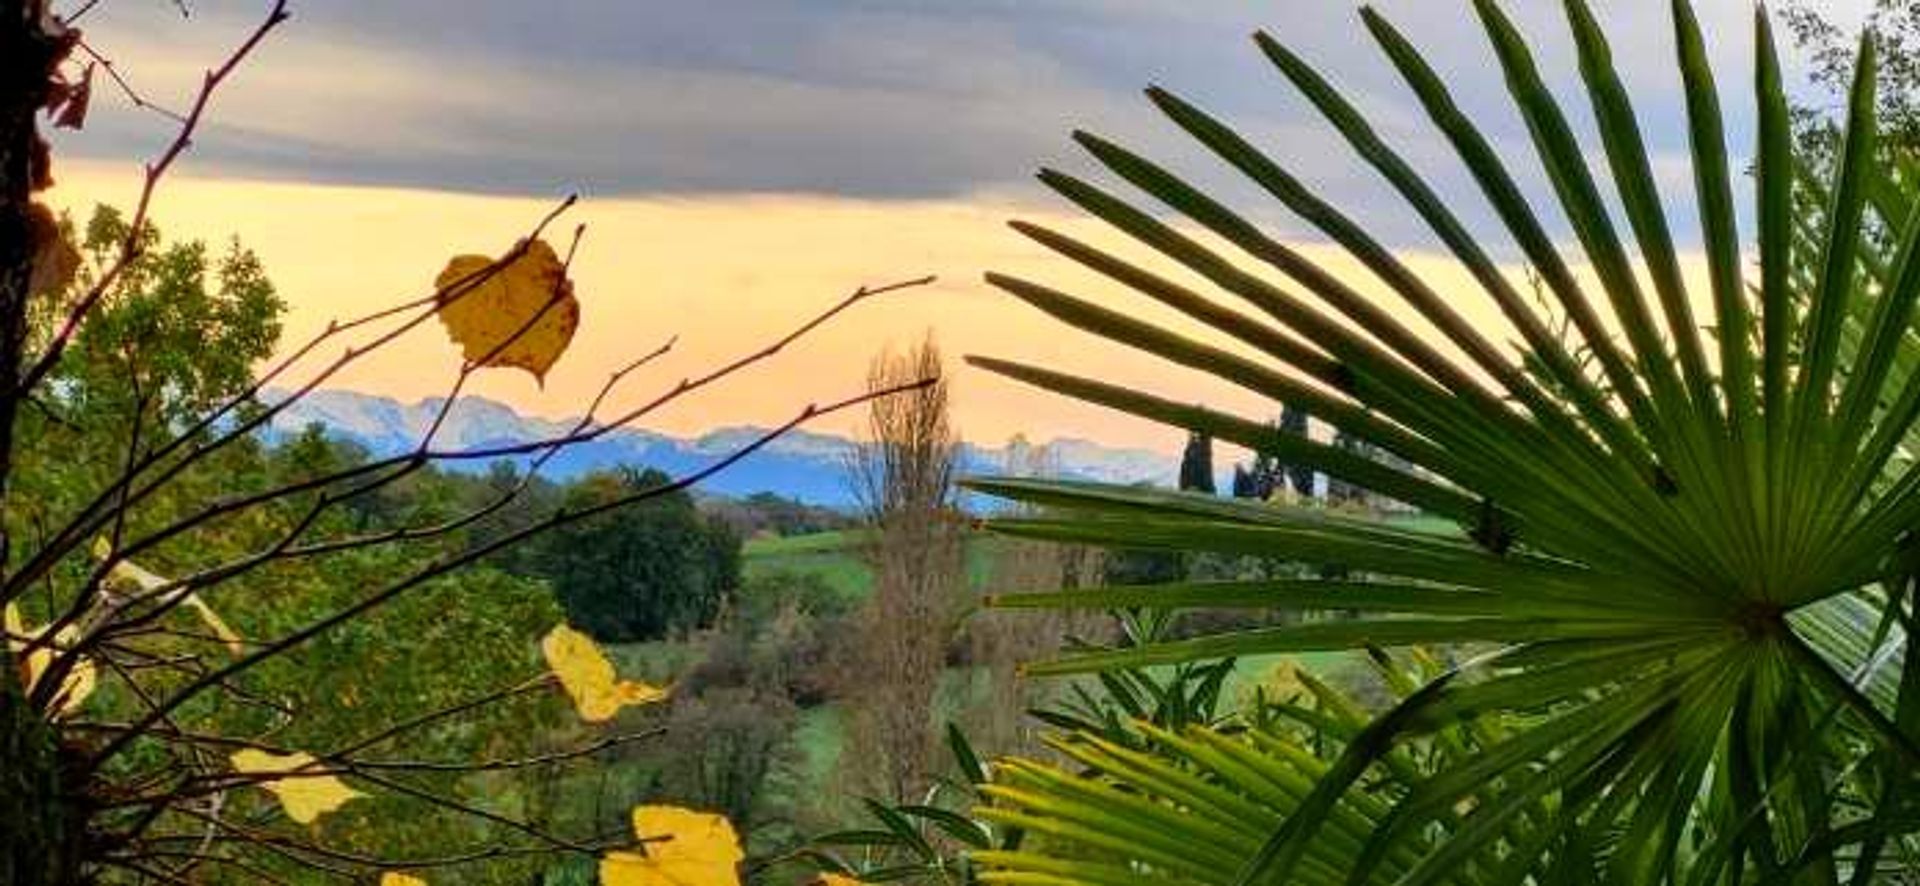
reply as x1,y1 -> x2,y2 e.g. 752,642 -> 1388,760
18,0 -> 290,398
7,24 -> 938,859
32,275 -> 930,661
72,37 -> 188,123
86,373 -> 937,770
1,194 -> 581,608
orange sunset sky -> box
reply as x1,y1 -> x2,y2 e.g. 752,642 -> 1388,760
41,0 -> 1870,453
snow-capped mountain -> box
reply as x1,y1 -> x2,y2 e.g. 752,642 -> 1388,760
265,390 -> 1180,507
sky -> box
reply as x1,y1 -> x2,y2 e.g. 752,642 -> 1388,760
42,0 -> 1875,453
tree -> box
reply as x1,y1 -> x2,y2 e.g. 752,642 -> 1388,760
1098,543 -> 1184,587
842,334 -> 964,803
1228,462 -> 1255,499
4,210 -> 589,878
1785,1 -> 1920,149
0,4 -> 936,877
9,207 -> 281,557
1234,405 -> 1314,501
208,431 -> 575,877
702,491 -> 855,540
652,681 -> 799,841
962,437 -> 1105,760
1278,403 -> 1312,497
535,467 -> 742,643
462,458 -> 565,575
1177,428 -> 1215,494
1323,427 -> 1371,509
967,0 -> 1920,881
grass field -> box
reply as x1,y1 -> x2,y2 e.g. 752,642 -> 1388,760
738,519 -> 1454,678
739,523 -> 1395,707
740,511 -> 1463,602
742,529 -> 873,596
742,527 -> 1015,602
609,513 -> 1452,847
742,529 -> 869,557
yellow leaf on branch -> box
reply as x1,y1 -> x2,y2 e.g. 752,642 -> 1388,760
5,601 -> 25,690
380,873 -> 428,886
816,874 -> 866,886
92,537 -> 246,655
433,239 -> 579,383
5,601 -> 96,717
229,748 -> 364,824
541,623 -> 667,723
600,805 -> 743,886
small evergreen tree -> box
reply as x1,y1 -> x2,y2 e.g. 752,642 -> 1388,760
1278,403 -> 1313,497
1230,463 -> 1255,499
1177,430 -> 1215,494
1324,429 -> 1370,508
1232,405 -> 1313,501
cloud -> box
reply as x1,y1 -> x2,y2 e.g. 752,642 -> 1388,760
57,0 -> 1147,199
47,0 -> 1872,248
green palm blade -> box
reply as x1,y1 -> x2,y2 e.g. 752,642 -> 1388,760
964,1 -> 1920,882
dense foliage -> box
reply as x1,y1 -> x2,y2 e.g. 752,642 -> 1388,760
1,207 -> 818,881
527,467 -> 741,643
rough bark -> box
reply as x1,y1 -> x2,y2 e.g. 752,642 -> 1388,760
1,683 -> 89,886
1,3 -> 88,883
1,0 -> 52,500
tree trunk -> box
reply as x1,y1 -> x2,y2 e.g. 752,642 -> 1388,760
2,0 -> 51,491
2,680 -> 89,886
2,3 -> 89,883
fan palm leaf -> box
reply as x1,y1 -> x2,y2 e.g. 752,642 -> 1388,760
974,655 -> 1484,886
967,1 -> 1920,881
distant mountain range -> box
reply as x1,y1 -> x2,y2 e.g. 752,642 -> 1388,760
265,389 -> 1182,507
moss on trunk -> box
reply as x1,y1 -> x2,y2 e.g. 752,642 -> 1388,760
0,675 -> 87,886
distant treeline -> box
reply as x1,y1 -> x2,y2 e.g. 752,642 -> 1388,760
284,426 -> 846,644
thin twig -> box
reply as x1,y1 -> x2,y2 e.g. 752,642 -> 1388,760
87,376 -> 936,768
73,37 -> 189,123
46,277 -> 929,657
18,0 -> 291,397
3,196 -> 581,609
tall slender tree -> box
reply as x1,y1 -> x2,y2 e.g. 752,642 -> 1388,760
844,334 -> 964,803
1178,429 -> 1215,494
1278,403 -> 1313,497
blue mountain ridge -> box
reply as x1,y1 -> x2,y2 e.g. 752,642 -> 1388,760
263,389 -> 1184,508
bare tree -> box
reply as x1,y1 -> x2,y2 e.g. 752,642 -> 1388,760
0,2 -> 936,880
962,436 -> 1102,757
840,334 -> 964,803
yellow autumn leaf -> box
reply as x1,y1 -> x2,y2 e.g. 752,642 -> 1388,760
815,874 -> 865,886
229,748 -> 364,824
5,601 -> 96,717
541,623 -> 667,723
434,239 -> 579,382
380,873 -> 428,886
600,805 -> 743,886
93,538 -> 245,655
4,601 -> 32,691
93,538 -> 246,655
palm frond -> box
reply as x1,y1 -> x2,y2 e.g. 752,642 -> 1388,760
968,1 -> 1920,881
